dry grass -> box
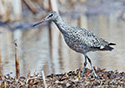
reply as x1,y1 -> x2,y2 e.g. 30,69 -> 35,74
0,67 -> 124,88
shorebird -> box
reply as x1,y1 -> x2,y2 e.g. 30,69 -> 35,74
33,11 -> 116,77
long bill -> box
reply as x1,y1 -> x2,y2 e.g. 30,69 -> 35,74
33,19 -> 45,27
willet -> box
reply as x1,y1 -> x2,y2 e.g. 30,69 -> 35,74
33,11 -> 116,77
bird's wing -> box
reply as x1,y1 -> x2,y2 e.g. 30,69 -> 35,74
79,28 -> 109,49
82,29 -> 116,51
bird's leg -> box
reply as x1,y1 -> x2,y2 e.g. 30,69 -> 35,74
81,56 -> 87,77
86,55 -> 98,77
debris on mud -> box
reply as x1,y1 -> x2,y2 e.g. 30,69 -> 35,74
0,67 -> 124,88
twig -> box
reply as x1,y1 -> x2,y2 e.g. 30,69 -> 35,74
27,70 -> 30,78
49,0 -> 58,12
0,50 -> 3,76
14,39 -> 20,78
48,0 -> 60,73
23,0 -> 37,14
41,71 -> 47,88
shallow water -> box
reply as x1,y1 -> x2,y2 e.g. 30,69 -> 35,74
0,11 -> 125,77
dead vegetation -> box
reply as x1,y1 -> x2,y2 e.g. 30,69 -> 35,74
0,67 -> 124,88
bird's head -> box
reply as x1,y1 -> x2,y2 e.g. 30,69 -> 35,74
33,11 -> 58,27
45,11 -> 58,21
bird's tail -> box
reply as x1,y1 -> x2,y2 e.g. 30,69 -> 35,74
103,43 -> 116,51
103,45 -> 114,51
93,43 -> 116,51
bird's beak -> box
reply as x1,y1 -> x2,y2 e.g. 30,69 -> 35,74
33,18 -> 46,27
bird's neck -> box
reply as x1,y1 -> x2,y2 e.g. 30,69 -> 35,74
53,16 -> 69,33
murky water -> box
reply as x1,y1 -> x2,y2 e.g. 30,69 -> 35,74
0,10 -> 125,77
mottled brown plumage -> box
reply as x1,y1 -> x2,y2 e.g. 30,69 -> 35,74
33,11 -> 116,77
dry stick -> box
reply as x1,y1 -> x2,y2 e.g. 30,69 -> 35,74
48,0 -> 52,11
34,70 -> 37,76
42,71 -> 47,88
37,0 -> 50,12
48,23 -> 54,74
27,70 -> 30,78
50,0 -> 58,12
0,50 -> 3,76
14,40 -> 20,78
0,0 -> 10,22
47,0 -> 53,74
26,70 -> 31,83
23,0 -> 37,14
49,0 -> 61,73
12,0 -> 22,20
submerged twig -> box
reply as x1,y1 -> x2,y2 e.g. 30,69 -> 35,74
0,50 -> 3,76
14,40 -> 20,78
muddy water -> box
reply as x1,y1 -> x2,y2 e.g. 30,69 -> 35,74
0,12 -> 125,77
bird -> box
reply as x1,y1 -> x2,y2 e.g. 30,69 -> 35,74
33,11 -> 116,77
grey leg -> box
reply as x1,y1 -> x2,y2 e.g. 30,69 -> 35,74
86,55 -> 98,77
81,56 -> 87,77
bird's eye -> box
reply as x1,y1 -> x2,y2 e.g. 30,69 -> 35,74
48,14 -> 53,17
